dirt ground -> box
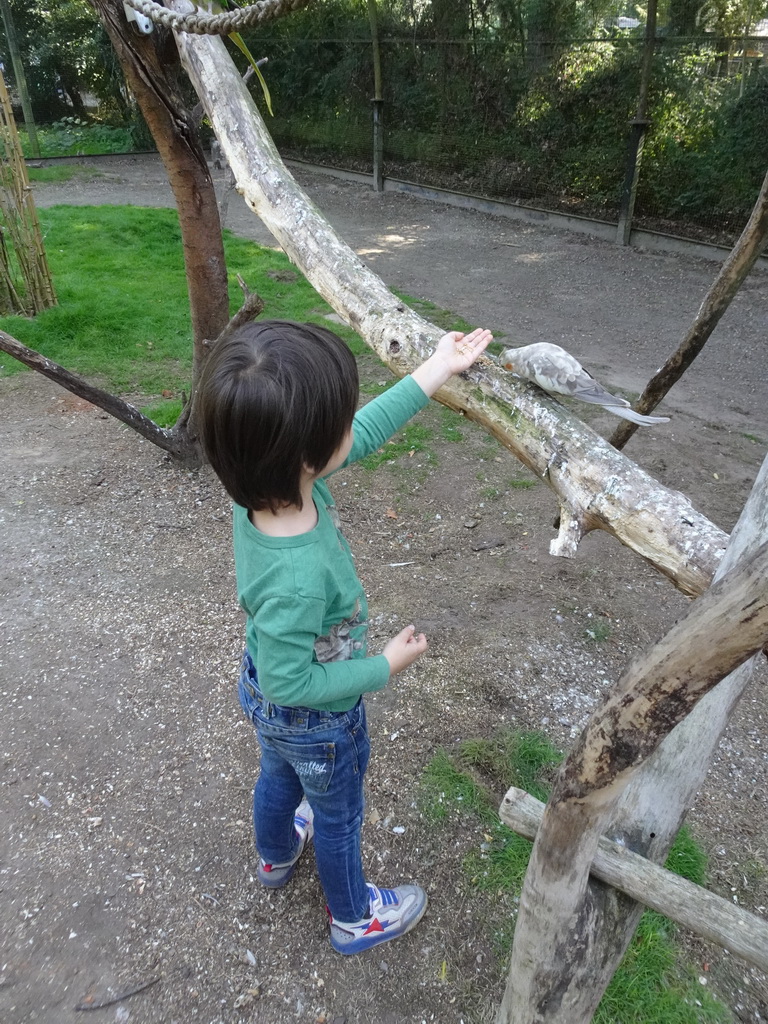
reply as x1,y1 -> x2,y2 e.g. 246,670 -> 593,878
1,153 -> 767,1024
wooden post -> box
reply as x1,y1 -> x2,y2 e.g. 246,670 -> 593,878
497,455 -> 768,1023
499,787 -> 768,974
616,0 -> 657,245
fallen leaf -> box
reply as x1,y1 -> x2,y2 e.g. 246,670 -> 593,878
386,508 -> 398,519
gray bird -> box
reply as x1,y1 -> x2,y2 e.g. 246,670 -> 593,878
499,343 -> 669,426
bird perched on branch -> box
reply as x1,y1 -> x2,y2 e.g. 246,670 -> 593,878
498,343 -> 669,426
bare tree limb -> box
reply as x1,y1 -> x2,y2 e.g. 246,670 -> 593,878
0,330 -> 193,459
212,277 -> 265,344
610,165 -> 768,450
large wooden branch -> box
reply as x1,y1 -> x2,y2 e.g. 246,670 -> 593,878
561,540 -> 768,801
497,455 -> 768,1024
173,15 -> 729,598
499,787 -> 768,974
0,330 -> 191,458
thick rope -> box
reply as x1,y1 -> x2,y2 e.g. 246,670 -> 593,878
123,0 -> 313,35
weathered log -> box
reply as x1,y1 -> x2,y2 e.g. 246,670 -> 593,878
499,786 -> 768,974
172,14 -> 729,598
556,451 -> 768,1018
497,455 -> 768,1024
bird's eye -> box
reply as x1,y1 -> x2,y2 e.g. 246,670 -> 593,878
504,362 -> 514,370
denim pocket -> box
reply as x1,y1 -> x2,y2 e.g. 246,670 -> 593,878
260,735 -> 336,795
237,672 -> 260,723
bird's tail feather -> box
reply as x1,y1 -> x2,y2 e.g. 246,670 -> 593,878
608,406 -> 670,426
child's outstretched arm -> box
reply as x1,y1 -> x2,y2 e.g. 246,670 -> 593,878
411,328 -> 493,398
337,328 -> 493,471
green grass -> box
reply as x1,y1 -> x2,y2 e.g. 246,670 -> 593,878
0,205 -> 366,400
140,398 -> 184,428
420,730 -> 731,1024
439,404 -> 465,442
585,617 -> 612,643
358,422 -> 435,470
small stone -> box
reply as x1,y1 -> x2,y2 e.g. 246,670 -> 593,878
266,269 -> 298,282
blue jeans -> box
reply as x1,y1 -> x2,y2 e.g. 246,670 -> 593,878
237,651 -> 370,922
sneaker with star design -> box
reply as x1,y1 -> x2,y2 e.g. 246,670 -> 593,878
328,882 -> 427,954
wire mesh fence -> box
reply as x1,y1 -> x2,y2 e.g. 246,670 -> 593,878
250,31 -> 768,247
8,26 -> 767,249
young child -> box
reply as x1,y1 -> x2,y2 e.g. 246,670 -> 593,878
198,318 -> 492,954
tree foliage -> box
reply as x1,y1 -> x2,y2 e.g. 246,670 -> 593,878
0,0 -> 127,120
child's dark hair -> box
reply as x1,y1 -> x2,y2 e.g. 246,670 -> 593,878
197,319 -> 359,511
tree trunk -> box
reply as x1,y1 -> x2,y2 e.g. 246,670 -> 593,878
173,18 -> 729,598
611,164 -> 768,449
89,0 -> 230,450
497,454 -> 768,1023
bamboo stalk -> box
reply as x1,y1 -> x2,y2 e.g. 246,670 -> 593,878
0,68 -> 56,315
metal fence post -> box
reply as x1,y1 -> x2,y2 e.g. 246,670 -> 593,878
616,0 -> 658,245
616,117 -> 651,245
372,98 -> 384,192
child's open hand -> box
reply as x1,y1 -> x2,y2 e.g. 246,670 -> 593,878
411,327 -> 493,398
435,328 -> 493,375
382,624 -> 428,676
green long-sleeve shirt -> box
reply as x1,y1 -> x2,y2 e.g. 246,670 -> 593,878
233,374 -> 429,712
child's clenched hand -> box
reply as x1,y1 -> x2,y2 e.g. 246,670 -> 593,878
383,624 -> 428,676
